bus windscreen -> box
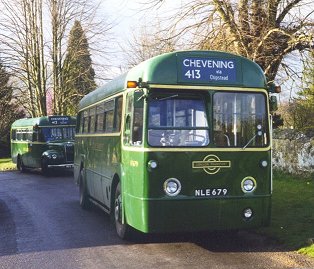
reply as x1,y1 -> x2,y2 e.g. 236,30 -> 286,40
148,95 -> 209,147
40,127 -> 75,142
213,92 -> 268,148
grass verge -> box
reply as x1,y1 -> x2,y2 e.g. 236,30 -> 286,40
257,170 -> 314,257
0,158 -> 16,171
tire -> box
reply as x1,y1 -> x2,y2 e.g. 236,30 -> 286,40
79,169 -> 91,210
114,182 -> 131,239
17,156 -> 26,173
41,158 -> 49,175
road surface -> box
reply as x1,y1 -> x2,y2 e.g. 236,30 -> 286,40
0,170 -> 313,269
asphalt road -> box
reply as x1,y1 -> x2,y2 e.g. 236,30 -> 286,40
0,170 -> 313,269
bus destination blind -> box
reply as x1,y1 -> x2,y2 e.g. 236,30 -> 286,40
49,116 -> 70,125
179,57 -> 237,84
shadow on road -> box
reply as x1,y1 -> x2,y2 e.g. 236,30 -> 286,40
125,229 -> 283,253
0,171 -> 287,257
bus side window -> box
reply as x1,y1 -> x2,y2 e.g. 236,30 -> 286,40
11,129 -> 16,140
104,100 -> 114,133
89,107 -> 96,133
124,114 -> 131,145
96,103 -> 105,132
77,112 -> 83,133
114,96 -> 122,132
129,90 -> 144,146
132,108 -> 143,145
83,110 -> 89,133
32,131 -> 37,142
124,93 -> 133,145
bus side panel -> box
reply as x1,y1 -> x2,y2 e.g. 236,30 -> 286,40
28,143 -> 46,168
76,135 -> 121,209
122,149 -> 147,230
11,141 -> 29,165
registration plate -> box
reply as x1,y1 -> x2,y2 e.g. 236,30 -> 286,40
195,188 -> 228,197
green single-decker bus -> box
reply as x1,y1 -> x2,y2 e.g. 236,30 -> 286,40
11,116 -> 76,174
74,50 -> 278,239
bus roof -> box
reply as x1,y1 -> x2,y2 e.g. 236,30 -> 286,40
11,116 -> 76,128
79,50 -> 267,110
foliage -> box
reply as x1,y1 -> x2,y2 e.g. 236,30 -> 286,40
258,171 -> 314,250
294,50 -> 314,133
0,0 -> 109,117
272,113 -> 284,129
298,245 -> 314,258
0,62 -> 24,157
60,20 -> 96,115
278,51 -> 314,133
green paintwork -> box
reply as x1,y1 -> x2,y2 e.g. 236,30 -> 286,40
123,150 -> 271,232
11,116 -> 76,171
78,50 -> 267,110
75,50 -> 271,235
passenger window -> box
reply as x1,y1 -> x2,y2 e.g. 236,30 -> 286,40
83,110 -> 89,133
114,96 -> 123,132
96,104 -> 105,132
132,108 -> 143,145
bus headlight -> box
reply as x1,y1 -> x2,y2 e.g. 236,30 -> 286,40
241,177 -> 256,193
243,208 -> 253,219
163,178 -> 181,196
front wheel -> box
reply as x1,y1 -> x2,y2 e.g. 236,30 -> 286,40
17,156 -> 26,173
114,182 -> 131,239
79,169 -> 91,210
41,158 -> 49,175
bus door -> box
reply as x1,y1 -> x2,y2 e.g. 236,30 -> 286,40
122,89 -> 145,210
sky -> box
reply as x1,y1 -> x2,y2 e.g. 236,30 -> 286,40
97,0 -> 181,78
96,0 -> 312,100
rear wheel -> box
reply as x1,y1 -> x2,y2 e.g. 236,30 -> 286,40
114,182 -> 131,239
79,169 -> 91,210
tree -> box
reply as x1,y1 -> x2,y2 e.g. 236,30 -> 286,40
48,0 -> 109,115
146,0 -> 314,83
294,50 -> 314,133
0,0 -> 111,117
0,62 -> 24,157
277,51 -> 314,133
123,23 -> 176,68
0,0 -> 47,117
60,20 -> 96,115
272,113 -> 284,129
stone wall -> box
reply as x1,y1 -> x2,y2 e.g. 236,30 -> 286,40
272,129 -> 314,175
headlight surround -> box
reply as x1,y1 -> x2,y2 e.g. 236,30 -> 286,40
241,177 -> 257,193
163,178 -> 181,196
